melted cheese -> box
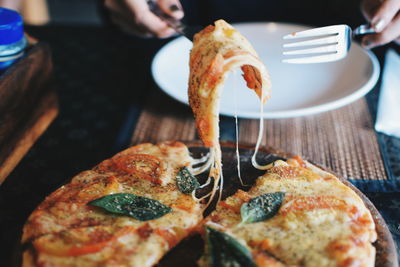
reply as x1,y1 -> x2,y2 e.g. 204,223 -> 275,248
202,158 -> 377,267
188,19 -> 272,205
233,71 -> 246,186
251,89 -> 270,169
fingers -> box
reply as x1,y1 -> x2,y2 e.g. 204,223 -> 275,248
104,0 -> 179,38
137,10 -> 177,38
0,0 -> 22,10
362,0 -> 400,31
125,0 -> 171,36
362,12 -> 400,48
157,0 -> 184,19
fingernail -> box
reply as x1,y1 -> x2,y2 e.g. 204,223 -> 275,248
362,39 -> 373,49
372,19 -> 385,32
169,4 -> 180,12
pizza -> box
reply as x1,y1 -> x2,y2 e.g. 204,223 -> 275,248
21,18 -> 379,267
188,19 -> 272,204
200,156 -> 377,267
189,19 -> 271,148
22,141 -> 204,267
21,143 -> 378,266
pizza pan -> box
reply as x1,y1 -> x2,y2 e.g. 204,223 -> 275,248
157,141 -> 398,267
7,142 -> 397,266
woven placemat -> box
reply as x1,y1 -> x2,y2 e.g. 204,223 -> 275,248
240,98 -> 386,180
131,91 -> 387,180
131,90 -> 196,144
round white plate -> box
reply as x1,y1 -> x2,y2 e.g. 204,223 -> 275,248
151,22 -> 380,119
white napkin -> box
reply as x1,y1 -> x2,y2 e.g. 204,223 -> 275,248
375,49 -> 400,137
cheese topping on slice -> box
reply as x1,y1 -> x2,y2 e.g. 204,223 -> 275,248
22,141 -> 204,267
201,157 -> 377,267
189,19 -> 272,204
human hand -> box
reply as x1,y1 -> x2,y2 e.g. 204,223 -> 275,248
104,0 -> 184,38
361,0 -> 400,48
0,0 -> 22,11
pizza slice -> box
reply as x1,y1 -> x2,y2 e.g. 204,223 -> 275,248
22,141 -> 204,267
200,157 -> 377,267
188,19 -> 272,204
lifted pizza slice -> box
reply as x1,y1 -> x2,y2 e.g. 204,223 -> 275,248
188,19 -> 272,204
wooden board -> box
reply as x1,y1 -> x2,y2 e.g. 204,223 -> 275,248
156,142 -> 398,267
0,91 -> 58,182
0,42 -> 58,184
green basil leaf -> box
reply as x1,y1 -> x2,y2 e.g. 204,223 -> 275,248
89,193 -> 172,221
240,192 -> 285,224
176,167 -> 200,194
205,227 -> 257,267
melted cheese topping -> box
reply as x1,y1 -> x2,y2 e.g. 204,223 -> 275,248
22,141 -> 204,267
202,158 -> 377,267
233,72 -> 245,185
252,90 -> 269,170
188,19 -> 272,205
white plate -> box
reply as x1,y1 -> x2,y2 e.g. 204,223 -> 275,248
151,22 -> 380,119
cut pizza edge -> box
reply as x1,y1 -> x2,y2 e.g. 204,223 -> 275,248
20,142 -> 378,267
21,141 -> 205,267
199,156 -> 377,267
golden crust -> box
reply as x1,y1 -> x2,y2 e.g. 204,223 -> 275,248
189,20 -> 271,147
22,141 -> 203,267
202,158 -> 377,267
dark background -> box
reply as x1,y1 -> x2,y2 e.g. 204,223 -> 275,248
47,0 -> 365,27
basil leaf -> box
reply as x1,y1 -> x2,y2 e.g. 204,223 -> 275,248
89,193 -> 172,221
176,167 -> 200,194
240,192 -> 285,224
205,227 -> 257,267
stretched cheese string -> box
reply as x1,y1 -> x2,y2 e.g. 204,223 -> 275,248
192,187 -> 212,201
190,150 -> 213,176
211,146 -> 223,205
192,147 -> 224,211
191,146 -> 220,206
216,145 -> 224,204
251,88 -> 270,170
192,153 -> 210,165
197,148 -> 215,190
233,71 -> 246,186
198,146 -> 222,207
